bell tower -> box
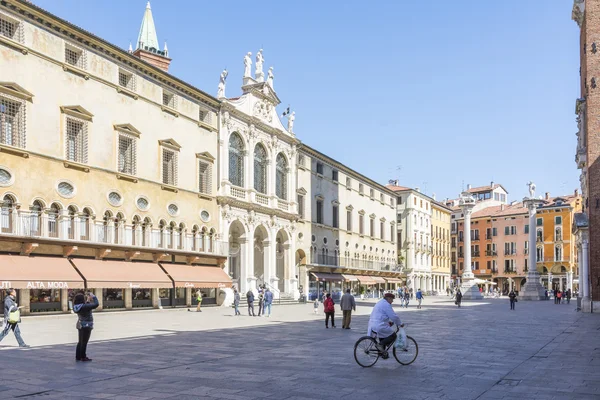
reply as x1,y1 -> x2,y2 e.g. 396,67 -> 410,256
132,1 -> 171,72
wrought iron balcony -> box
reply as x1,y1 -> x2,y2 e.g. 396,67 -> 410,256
485,250 -> 497,256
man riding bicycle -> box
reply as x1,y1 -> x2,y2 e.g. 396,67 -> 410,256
367,293 -> 403,354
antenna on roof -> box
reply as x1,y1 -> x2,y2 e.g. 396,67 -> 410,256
422,181 -> 428,194
461,180 -> 464,192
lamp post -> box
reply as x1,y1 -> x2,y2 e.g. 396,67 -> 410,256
459,192 -> 483,300
520,182 -> 546,300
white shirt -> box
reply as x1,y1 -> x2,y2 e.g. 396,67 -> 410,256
367,299 -> 402,338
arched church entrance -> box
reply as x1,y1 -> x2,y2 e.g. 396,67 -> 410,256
254,225 -> 269,287
228,220 -> 246,290
275,229 -> 290,293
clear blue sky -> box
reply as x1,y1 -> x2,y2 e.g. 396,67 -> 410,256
34,0 -> 581,201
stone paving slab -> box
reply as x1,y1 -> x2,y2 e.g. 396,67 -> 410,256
0,297 -> 598,399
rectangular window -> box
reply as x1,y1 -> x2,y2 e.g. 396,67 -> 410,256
347,210 -> 352,231
504,226 -> 509,235
118,134 -> 137,175
524,224 -> 529,234
316,200 -> 323,224
414,197 -> 417,205
555,216 -> 562,225
199,108 -> 213,125
65,117 -> 88,164
370,218 -> 374,237
380,221 -> 384,240
0,13 -> 21,42
510,226 -> 517,235
118,69 -> 136,91
332,205 -> 339,228
391,224 -> 394,243
298,195 -> 305,219
0,96 -> 25,148
297,154 -> 305,168
345,177 -> 351,189
370,188 -> 375,198
492,227 -> 497,236
64,43 -> 85,69
380,193 -> 384,203
487,260 -> 491,270
332,170 -> 338,182
198,161 -> 212,194
359,215 -> 364,235
316,162 -> 324,175
162,148 -> 178,186
359,184 -> 364,195
537,217 -> 543,226
162,90 -> 176,109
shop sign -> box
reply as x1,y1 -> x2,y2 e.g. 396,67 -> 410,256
26,281 -> 70,289
128,283 -> 141,289
1,281 -> 11,289
184,283 -> 195,288
218,283 -> 226,288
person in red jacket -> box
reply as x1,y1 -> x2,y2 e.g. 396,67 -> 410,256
323,293 -> 336,328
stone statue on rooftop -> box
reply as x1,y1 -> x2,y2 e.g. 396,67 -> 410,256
255,49 -> 264,82
287,111 -> 295,133
527,182 -> 536,198
217,69 -> 228,99
267,67 -> 274,89
244,52 -> 252,78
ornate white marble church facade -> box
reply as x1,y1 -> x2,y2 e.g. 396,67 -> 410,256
217,53 -> 300,299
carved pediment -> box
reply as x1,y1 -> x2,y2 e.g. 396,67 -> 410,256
196,151 -> 215,162
158,138 -> 182,151
297,187 -> 307,195
113,123 -> 141,138
0,82 -> 34,101
60,105 -> 94,121
253,99 -> 274,123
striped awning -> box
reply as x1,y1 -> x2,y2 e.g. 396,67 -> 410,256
341,274 -> 359,282
357,275 -> 377,285
370,276 -> 386,284
384,277 -> 403,283
310,272 -> 344,282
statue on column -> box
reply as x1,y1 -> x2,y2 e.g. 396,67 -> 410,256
287,111 -> 295,133
255,49 -> 264,82
527,181 -> 536,198
243,52 -> 252,78
217,69 -> 228,99
267,67 -> 274,89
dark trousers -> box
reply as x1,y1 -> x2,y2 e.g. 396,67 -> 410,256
257,300 -> 264,316
342,310 -> 352,328
379,332 -> 397,349
325,312 -> 335,327
510,300 -> 515,310
0,323 -> 26,347
248,302 -> 255,316
76,328 -> 92,360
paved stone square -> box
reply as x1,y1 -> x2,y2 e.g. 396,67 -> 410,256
0,297 -> 599,400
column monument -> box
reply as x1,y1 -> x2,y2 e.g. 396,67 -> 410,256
459,192 -> 483,300
520,182 -> 546,300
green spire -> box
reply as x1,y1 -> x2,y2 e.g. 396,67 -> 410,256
136,1 -> 159,51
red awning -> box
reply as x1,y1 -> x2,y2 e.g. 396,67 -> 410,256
370,276 -> 386,284
70,259 -> 172,289
384,277 -> 403,283
0,255 -> 84,290
357,275 -> 377,285
160,263 -> 232,288
341,274 -> 359,282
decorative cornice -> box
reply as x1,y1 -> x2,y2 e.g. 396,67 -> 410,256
216,196 -> 298,221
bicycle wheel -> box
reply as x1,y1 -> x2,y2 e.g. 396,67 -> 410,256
354,336 -> 380,368
393,336 -> 418,365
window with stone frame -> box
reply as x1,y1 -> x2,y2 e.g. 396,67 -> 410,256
332,205 -> 339,228
298,194 -> 305,219
0,95 -> 25,148
370,217 -> 375,237
162,90 -> 176,109
276,153 -> 288,199
65,117 -> 88,163
198,160 -> 212,194
228,133 -> 245,187
117,133 -> 137,175
254,144 -> 268,194
380,221 -> 384,240
198,107 -> 213,125
162,148 -> 178,186
359,214 -> 364,235
347,209 -> 352,231
0,12 -> 23,43
316,199 -> 323,224
64,43 -> 86,69
118,68 -> 136,91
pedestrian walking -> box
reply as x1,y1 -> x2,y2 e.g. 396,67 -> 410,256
233,289 -> 241,316
246,290 -> 256,316
340,289 -> 356,329
404,290 -> 410,308
323,293 -> 336,328
455,289 -> 462,308
0,289 -> 28,348
196,290 -> 203,312
416,288 -> 424,309
544,289 -> 548,300
566,289 -> 572,305
509,290 -> 517,310
409,287 -> 414,300
263,288 -> 273,317
556,290 -> 562,305
313,298 -> 319,314
73,291 -> 99,361
257,289 -> 264,316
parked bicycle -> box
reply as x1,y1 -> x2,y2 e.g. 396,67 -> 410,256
353,324 -> 418,368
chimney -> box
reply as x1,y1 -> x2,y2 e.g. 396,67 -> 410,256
467,184 -> 472,190
501,204 -> 505,211
490,181 -> 494,187
545,192 -> 550,200
575,188 -> 579,196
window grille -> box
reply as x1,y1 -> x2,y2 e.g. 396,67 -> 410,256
0,95 -> 25,148
198,161 -> 212,194
228,133 -> 244,187
65,117 -> 88,163
332,205 -> 339,228
118,69 -> 136,91
199,108 -> 213,125
316,200 -> 323,224
162,148 -> 178,186
0,169 -> 11,185
347,210 -> 352,231
359,215 -> 364,234
136,197 -> 149,210
57,181 -> 74,197
298,195 -> 305,219
359,184 -> 364,194
64,44 -> 86,69
0,13 -> 22,42
297,154 -> 305,168
163,91 -> 176,109
276,153 -> 287,199
118,133 -> 137,175
254,144 -> 267,194
108,192 -> 122,206
167,204 -> 178,216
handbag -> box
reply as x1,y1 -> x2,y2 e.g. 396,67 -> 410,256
7,309 -> 20,324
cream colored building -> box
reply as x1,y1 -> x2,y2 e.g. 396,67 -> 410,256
431,200 -> 452,292
0,0 -> 230,314
296,146 -> 399,300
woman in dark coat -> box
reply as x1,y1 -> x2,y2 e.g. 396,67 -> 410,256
73,291 -> 99,362
455,289 -> 463,308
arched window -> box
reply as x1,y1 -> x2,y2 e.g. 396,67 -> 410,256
168,222 -> 176,249
80,208 -> 92,240
229,133 -> 245,187
192,225 -> 199,251
200,226 -> 207,251
276,153 -> 288,200
555,227 -> 562,241
158,220 -> 166,248
1,194 -> 15,233
101,211 -> 113,243
48,203 -> 61,238
254,144 -> 268,194
555,245 -> 562,262
132,216 -> 141,246
67,206 -> 77,239
178,223 -> 185,250
114,213 -> 124,244
142,217 -> 151,246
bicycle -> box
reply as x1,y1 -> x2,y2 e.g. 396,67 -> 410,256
353,325 -> 418,368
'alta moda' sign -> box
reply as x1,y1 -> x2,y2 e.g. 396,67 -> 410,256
26,282 -> 70,289
1,281 -> 11,289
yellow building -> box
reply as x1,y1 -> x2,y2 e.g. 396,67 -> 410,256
535,192 -> 582,292
431,201 -> 452,292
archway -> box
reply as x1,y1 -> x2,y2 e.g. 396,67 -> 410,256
253,225 -> 269,287
228,220 -> 246,290
275,229 -> 290,293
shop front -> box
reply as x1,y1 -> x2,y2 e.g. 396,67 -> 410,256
341,274 -> 359,296
371,276 -> 386,298
159,263 -> 232,307
384,277 -> 403,291
309,272 -> 344,301
356,275 -> 377,299
0,255 -> 85,313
